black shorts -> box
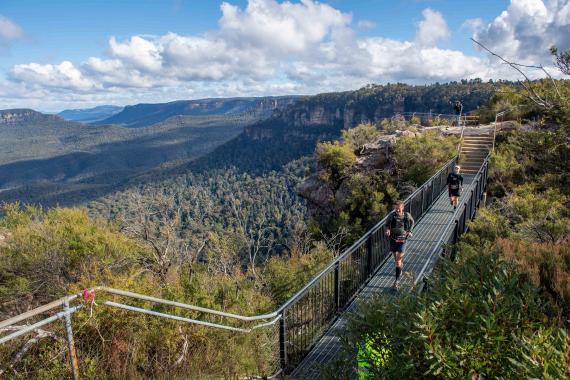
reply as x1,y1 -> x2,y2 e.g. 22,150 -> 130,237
449,187 -> 460,197
390,239 -> 406,253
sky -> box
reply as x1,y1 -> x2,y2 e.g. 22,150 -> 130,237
0,0 -> 569,111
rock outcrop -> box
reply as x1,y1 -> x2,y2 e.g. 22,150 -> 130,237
0,109 -> 63,126
298,125 -> 462,224
298,133 -> 399,223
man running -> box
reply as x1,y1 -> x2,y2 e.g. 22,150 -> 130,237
385,200 -> 415,289
447,165 -> 464,210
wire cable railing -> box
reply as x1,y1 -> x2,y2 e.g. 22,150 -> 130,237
0,155 -> 493,378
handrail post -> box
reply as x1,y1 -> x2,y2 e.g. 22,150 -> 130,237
493,113 -> 498,151
421,184 -> 426,215
63,300 -> 80,380
453,220 -> 459,244
334,263 -> 340,311
279,314 -> 288,371
366,235 -> 374,276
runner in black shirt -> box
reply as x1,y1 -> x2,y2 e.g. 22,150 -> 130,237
447,165 -> 464,210
385,200 -> 415,289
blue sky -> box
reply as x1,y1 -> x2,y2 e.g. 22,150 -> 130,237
0,0 -> 568,111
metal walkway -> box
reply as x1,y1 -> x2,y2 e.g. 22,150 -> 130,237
291,174 -> 477,379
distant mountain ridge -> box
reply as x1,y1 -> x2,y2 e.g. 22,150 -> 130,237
95,96 -> 300,128
0,109 -> 249,205
0,81 -> 501,206
58,105 -> 123,123
1,109 -> 64,125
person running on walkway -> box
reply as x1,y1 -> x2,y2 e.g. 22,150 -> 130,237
385,200 -> 415,289
447,165 -> 464,210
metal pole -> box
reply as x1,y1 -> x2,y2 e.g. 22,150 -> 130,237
493,113 -> 498,151
63,300 -> 80,380
366,235 -> 374,276
279,314 -> 287,370
334,263 -> 340,311
453,220 -> 459,244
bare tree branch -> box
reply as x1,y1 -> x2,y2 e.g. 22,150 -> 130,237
471,38 -> 558,110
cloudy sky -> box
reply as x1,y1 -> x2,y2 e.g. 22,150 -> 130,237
0,0 -> 569,111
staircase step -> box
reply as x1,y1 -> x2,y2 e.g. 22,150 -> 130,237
461,155 -> 487,160
460,149 -> 488,154
461,162 -> 486,167
460,162 -> 485,167
462,142 -> 490,145
461,166 -> 484,171
463,137 -> 493,140
463,135 -> 493,139
460,155 -> 488,161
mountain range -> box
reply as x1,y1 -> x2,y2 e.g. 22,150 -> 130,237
92,96 -> 300,128
58,105 -> 124,123
0,81 -> 499,206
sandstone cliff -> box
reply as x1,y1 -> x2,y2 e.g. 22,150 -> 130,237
0,109 -> 63,126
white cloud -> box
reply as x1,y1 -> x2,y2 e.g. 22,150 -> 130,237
2,0 -> 568,109
474,0 -> 570,65
9,61 -> 98,92
462,18 -> 483,32
415,8 -> 450,47
0,15 -> 24,42
218,0 -> 350,55
357,20 -> 376,29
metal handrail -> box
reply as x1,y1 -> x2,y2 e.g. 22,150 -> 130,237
273,155 -> 457,312
493,107 -> 517,151
0,293 -> 80,330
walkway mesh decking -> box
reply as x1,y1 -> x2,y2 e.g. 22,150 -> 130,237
291,174 -> 476,379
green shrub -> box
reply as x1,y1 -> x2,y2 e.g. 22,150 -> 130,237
394,131 -> 458,184
0,204 -> 142,314
334,246 -> 554,379
264,241 -> 333,304
316,141 -> 357,185
409,116 -> 421,125
341,123 -> 381,151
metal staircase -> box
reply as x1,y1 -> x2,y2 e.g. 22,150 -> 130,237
459,132 -> 494,174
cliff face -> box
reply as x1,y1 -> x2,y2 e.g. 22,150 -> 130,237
244,81 -> 495,142
243,96 -> 406,141
283,99 -> 405,129
0,109 -> 63,126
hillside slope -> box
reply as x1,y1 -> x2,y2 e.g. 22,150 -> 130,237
0,111 -> 247,205
58,105 -> 123,123
95,96 -> 300,128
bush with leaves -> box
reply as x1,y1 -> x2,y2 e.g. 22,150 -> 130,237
489,129 -> 570,196
0,202 -> 340,378
341,123 -> 381,153
331,244 -> 567,379
315,141 -> 357,187
0,204 -> 142,316
394,131 -> 458,185
338,172 -> 399,240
